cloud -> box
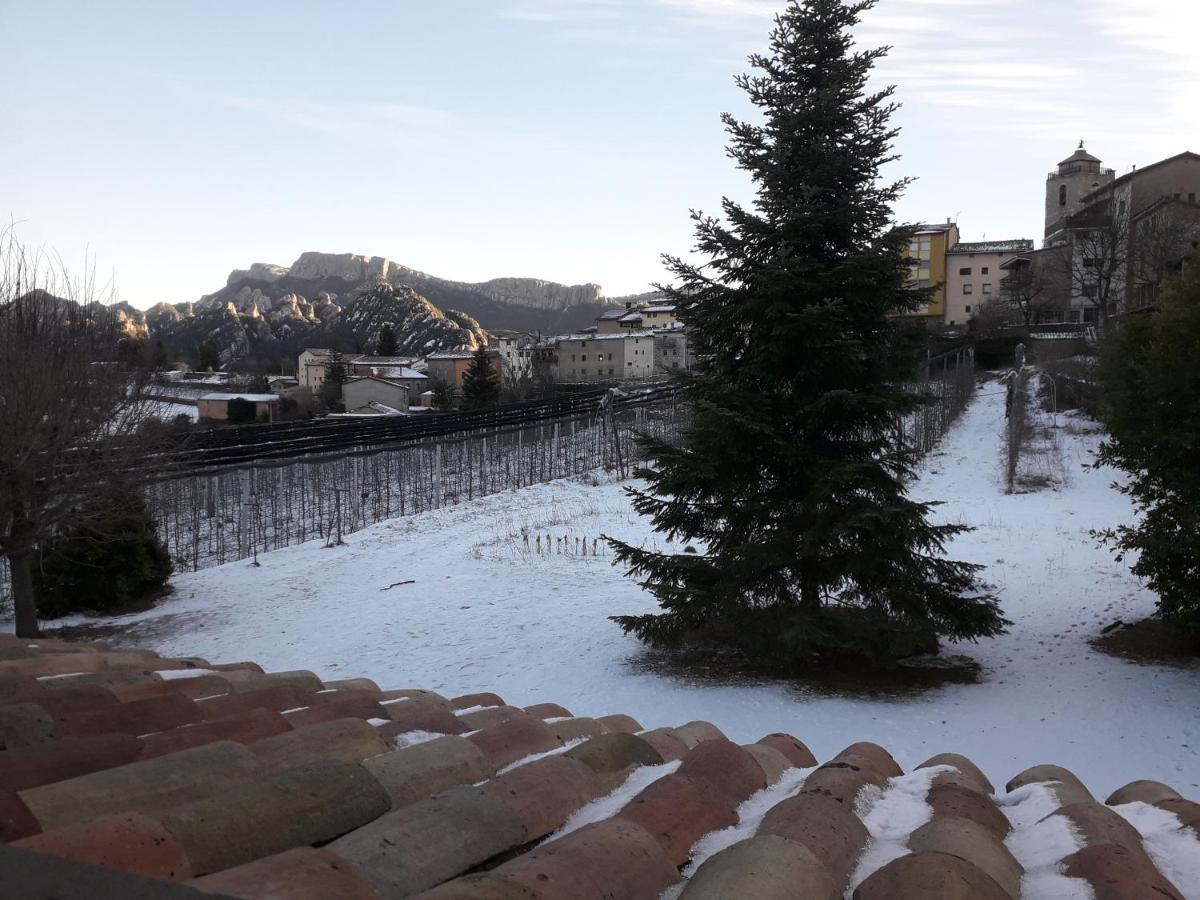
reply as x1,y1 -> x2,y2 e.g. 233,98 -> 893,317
499,0 -> 626,23
212,95 -> 455,145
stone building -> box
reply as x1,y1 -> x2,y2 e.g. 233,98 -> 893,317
1045,144 -> 1116,239
556,332 -> 656,383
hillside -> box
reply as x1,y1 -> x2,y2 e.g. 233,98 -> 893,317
142,251 -> 639,367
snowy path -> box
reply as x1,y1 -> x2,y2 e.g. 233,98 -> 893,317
42,381 -> 1200,797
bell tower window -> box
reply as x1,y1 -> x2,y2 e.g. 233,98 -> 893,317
1059,185 -> 1067,207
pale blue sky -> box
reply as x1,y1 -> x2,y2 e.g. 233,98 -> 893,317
3,0 -> 1197,308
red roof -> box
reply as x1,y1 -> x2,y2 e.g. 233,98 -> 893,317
1,635 -> 1196,898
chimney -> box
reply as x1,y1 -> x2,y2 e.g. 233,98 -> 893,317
626,301 -> 632,310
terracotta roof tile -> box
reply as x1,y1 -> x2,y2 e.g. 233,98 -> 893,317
249,718 -> 388,771
13,812 -> 193,882
679,833 -> 837,900
2,638 -> 1197,899
18,740 -> 263,833
157,758 -> 390,876
188,847 -> 382,900
0,733 -> 143,793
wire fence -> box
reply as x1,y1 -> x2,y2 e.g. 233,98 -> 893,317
1005,365 -> 1031,493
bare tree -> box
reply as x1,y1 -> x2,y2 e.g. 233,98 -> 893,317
1056,197 -> 1200,333
999,254 -> 1061,327
1,229 -> 161,636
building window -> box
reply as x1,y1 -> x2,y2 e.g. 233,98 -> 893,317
981,267 -> 989,275
959,267 -> 971,276
965,305 -> 972,313
1190,193 -> 1197,203
982,284 -> 992,294
581,354 -> 587,361
1059,184 -> 1067,207
963,284 -> 973,295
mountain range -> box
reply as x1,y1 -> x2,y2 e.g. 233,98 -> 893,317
125,252 -> 660,369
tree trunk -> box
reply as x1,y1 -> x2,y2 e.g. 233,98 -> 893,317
8,549 -> 40,638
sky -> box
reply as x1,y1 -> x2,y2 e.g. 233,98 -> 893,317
2,0 -> 1198,308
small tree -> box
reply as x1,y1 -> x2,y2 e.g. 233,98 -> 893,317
320,349 -> 348,411
376,325 -> 398,358
1,228 -> 164,636
197,339 -> 221,372
429,377 -> 458,411
150,338 -> 169,371
1096,265 -> 1200,630
606,0 -> 1007,667
460,347 -> 501,410
33,496 -> 172,619
226,397 -> 258,425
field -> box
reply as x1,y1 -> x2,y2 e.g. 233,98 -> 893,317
45,381 -> 1200,798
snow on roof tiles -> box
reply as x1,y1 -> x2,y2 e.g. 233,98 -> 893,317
0,636 -> 1196,898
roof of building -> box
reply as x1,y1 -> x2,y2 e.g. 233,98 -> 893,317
197,393 -> 279,403
342,376 -> 413,389
427,351 -> 484,360
1078,150 -> 1200,205
948,239 -> 1035,255
641,305 -> 676,314
561,331 -> 656,342
352,357 -> 416,367
596,309 -> 629,321
1,635 -> 1196,898
1059,146 -> 1102,167
913,222 -> 956,235
352,366 -> 427,381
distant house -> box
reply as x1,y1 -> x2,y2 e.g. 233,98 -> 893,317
596,301 -> 677,335
298,348 -> 339,391
197,393 -> 279,423
348,361 -> 427,399
490,331 -> 539,378
426,350 -> 499,391
556,332 -> 656,383
341,377 -> 411,415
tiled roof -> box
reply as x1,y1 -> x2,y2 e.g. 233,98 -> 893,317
1,635 -> 1197,899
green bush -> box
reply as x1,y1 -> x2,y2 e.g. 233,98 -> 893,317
1097,266 -> 1200,632
226,397 -> 258,424
33,498 -> 173,619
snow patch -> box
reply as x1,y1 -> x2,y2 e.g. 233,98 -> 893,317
660,766 -> 814,899
1114,801 -> 1200,899
391,730 -> 443,750
367,717 -> 391,726
157,668 -> 218,680
496,737 -> 589,775
550,761 -> 681,841
846,766 -> 952,894
1002,783 -> 1093,900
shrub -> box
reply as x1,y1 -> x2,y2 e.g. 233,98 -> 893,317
33,497 -> 173,619
226,397 -> 258,424
678,606 -> 940,673
1097,266 -> 1200,632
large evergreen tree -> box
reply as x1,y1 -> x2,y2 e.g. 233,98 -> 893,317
608,0 -> 1007,665
460,347 -> 501,410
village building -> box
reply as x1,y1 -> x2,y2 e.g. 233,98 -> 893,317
341,377 -> 411,415
556,332 -> 656,383
898,221 -> 958,326
425,350 -> 500,391
944,239 -> 1035,327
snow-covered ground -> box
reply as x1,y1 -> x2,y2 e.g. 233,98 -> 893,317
42,380 -> 1200,797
